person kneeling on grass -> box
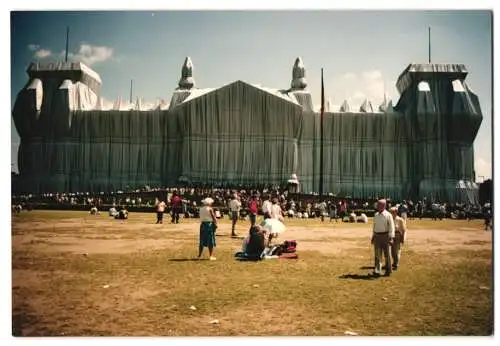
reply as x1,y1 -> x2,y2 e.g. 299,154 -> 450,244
198,197 -> 218,261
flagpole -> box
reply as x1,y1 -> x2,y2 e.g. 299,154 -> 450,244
65,26 -> 69,63
130,79 -> 133,104
319,68 -> 324,202
428,26 -> 431,64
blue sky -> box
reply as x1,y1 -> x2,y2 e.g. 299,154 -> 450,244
10,10 -> 492,179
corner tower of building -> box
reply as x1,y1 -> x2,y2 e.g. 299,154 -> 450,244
395,63 -> 483,200
12,61 -> 102,139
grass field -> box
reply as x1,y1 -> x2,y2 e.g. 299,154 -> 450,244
11,210 -> 493,336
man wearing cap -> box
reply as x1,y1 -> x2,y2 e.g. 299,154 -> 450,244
371,199 -> 395,277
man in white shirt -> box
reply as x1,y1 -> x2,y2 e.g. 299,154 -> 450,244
371,199 -> 395,277
228,193 -> 242,237
262,194 -> 272,220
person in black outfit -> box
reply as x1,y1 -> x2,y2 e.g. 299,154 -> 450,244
245,225 -> 266,260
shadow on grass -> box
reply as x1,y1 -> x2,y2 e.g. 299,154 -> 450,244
168,258 -> 209,262
338,273 -> 379,280
215,234 -> 245,239
360,266 -> 392,270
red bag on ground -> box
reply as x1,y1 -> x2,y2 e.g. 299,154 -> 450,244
283,240 -> 297,253
279,253 -> 298,259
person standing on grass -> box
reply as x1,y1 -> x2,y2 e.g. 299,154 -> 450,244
389,207 -> 407,271
329,202 -> 338,222
198,197 -> 218,261
339,200 -> 347,220
262,194 -> 272,220
170,190 -> 182,224
154,197 -> 166,224
483,202 -> 492,230
319,200 -> 327,222
248,194 -> 258,227
371,199 -> 395,277
229,193 -> 242,237
398,201 -> 409,221
270,197 -> 284,222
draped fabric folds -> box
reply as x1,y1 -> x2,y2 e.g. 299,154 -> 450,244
13,72 -> 482,202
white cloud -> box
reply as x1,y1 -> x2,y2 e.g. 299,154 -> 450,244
330,69 -> 399,108
475,157 -> 492,180
351,91 -> 366,101
68,44 -> 114,66
34,49 -> 52,58
28,44 -> 52,59
340,72 -> 357,83
362,70 -> 383,80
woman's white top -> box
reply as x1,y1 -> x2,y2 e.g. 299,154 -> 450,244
200,206 -> 213,222
270,203 -> 282,219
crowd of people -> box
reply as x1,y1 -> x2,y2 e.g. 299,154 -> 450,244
12,184 -> 493,273
12,185 -> 491,224
150,192 -> 413,269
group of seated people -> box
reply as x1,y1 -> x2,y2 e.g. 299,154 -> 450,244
108,206 -> 129,219
235,225 -> 297,261
347,212 -> 368,223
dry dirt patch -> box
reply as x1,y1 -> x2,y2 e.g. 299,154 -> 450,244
12,215 -> 492,256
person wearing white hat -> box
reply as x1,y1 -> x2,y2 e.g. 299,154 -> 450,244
371,199 -> 395,277
198,197 -> 218,260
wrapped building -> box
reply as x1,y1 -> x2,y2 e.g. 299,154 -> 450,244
12,57 -> 483,202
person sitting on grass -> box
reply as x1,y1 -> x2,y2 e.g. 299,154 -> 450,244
109,206 -> 118,217
357,213 -> 368,223
244,225 -> 267,261
348,212 -> 357,223
114,206 -> 128,220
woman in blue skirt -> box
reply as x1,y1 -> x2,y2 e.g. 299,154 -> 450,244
198,197 -> 218,260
